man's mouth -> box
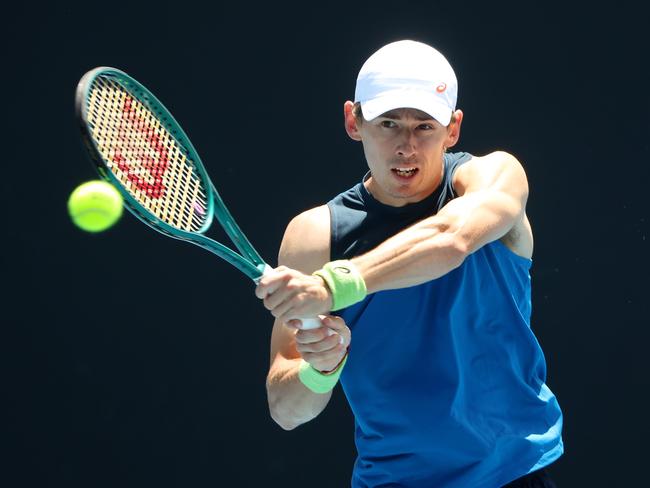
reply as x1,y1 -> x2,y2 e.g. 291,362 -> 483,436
391,167 -> 419,178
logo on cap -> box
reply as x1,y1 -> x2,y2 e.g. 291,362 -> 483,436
436,82 -> 447,93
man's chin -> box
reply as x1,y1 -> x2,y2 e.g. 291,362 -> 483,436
381,189 -> 428,206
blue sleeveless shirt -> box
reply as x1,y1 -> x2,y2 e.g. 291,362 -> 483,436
328,152 -> 563,488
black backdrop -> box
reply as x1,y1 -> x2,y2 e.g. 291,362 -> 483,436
3,1 -> 648,486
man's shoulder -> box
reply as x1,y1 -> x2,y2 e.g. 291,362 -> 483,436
454,150 -> 519,169
278,205 -> 331,272
283,177 -> 364,253
287,205 -> 330,231
452,150 -> 524,192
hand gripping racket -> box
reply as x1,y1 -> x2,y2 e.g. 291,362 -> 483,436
75,67 -> 321,329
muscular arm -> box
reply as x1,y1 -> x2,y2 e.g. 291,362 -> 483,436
354,151 -> 530,292
256,151 -> 531,330
266,205 -> 335,430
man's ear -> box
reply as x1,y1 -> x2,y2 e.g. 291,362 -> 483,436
444,109 -> 463,148
344,101 -> 362,141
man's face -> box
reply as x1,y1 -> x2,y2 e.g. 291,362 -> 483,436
355,108 -> 455,206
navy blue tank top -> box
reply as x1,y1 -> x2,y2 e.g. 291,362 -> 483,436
328,152 -> 563,488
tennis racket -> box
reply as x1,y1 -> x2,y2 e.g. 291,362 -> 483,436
75,66 -> 321,330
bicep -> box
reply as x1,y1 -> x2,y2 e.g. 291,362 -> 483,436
269,205 -> 331,366
453,151 -> 528,202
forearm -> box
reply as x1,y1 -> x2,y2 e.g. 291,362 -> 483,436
351,190 -> 521,294
352,217 -> 466,293
266,357 -> 332,431
259,154 -> 528,319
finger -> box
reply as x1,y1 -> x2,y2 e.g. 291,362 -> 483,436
289,316 -> 325,330
255,267 -> 290,299
302,344 -> 348,371
269,297 -> 296,320
256,276 -> 283,300
295,327 -> 330,344
321,315 -> 345,331
284,319 -> 302,330
320,316 -> 350,347
295,333 -> 341,354
277,293 -> 321,325
289,316 -> 326,330
254,277 -> 274,299
276,298 -> 307,324
263,286 -> 297,311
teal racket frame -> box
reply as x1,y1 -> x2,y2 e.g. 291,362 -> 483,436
75,67 -> 266,280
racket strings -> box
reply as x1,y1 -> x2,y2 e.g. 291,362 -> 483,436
86,76 -> 208,232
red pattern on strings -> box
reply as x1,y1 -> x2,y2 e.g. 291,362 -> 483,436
113,97 -> 169,199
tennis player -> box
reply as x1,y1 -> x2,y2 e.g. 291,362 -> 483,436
256,40 -> 563,488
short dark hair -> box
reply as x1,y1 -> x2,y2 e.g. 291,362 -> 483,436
352,102 -> 457,126
352,102 -> 364,122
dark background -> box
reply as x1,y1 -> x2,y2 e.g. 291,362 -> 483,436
2,1 -> 648,486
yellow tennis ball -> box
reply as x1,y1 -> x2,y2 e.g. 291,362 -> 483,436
68,180 -> 124,232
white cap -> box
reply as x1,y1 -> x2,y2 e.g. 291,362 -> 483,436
354,40 -> 458,126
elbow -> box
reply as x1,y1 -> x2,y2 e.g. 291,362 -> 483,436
268,395 -> 299,431
270,410 -> 300,431
266,382 -> 302,431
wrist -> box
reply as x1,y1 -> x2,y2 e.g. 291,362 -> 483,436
319,348 -> 349,375
312,274 -> 334,311
298,351 -> 349,394
312,260 -> 367,311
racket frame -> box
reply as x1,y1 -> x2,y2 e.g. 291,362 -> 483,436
75,67 -> 266,280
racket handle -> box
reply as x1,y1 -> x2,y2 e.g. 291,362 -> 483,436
300,317 -> 337,339
299,317 -> 324,330
299,317 -> 336,339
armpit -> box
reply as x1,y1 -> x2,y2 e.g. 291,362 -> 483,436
499,214 -> 533,259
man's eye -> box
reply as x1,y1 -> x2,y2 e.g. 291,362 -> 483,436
380,121 -> 396,128
418,124 -> 434,130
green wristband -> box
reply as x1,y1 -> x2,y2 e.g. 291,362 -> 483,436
313,260 -> 367,311
298,354 -> 348,394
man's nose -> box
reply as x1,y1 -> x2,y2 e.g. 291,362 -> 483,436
396,130 -> 417,158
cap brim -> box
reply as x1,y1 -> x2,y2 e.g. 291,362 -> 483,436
360,91 -> 453,126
